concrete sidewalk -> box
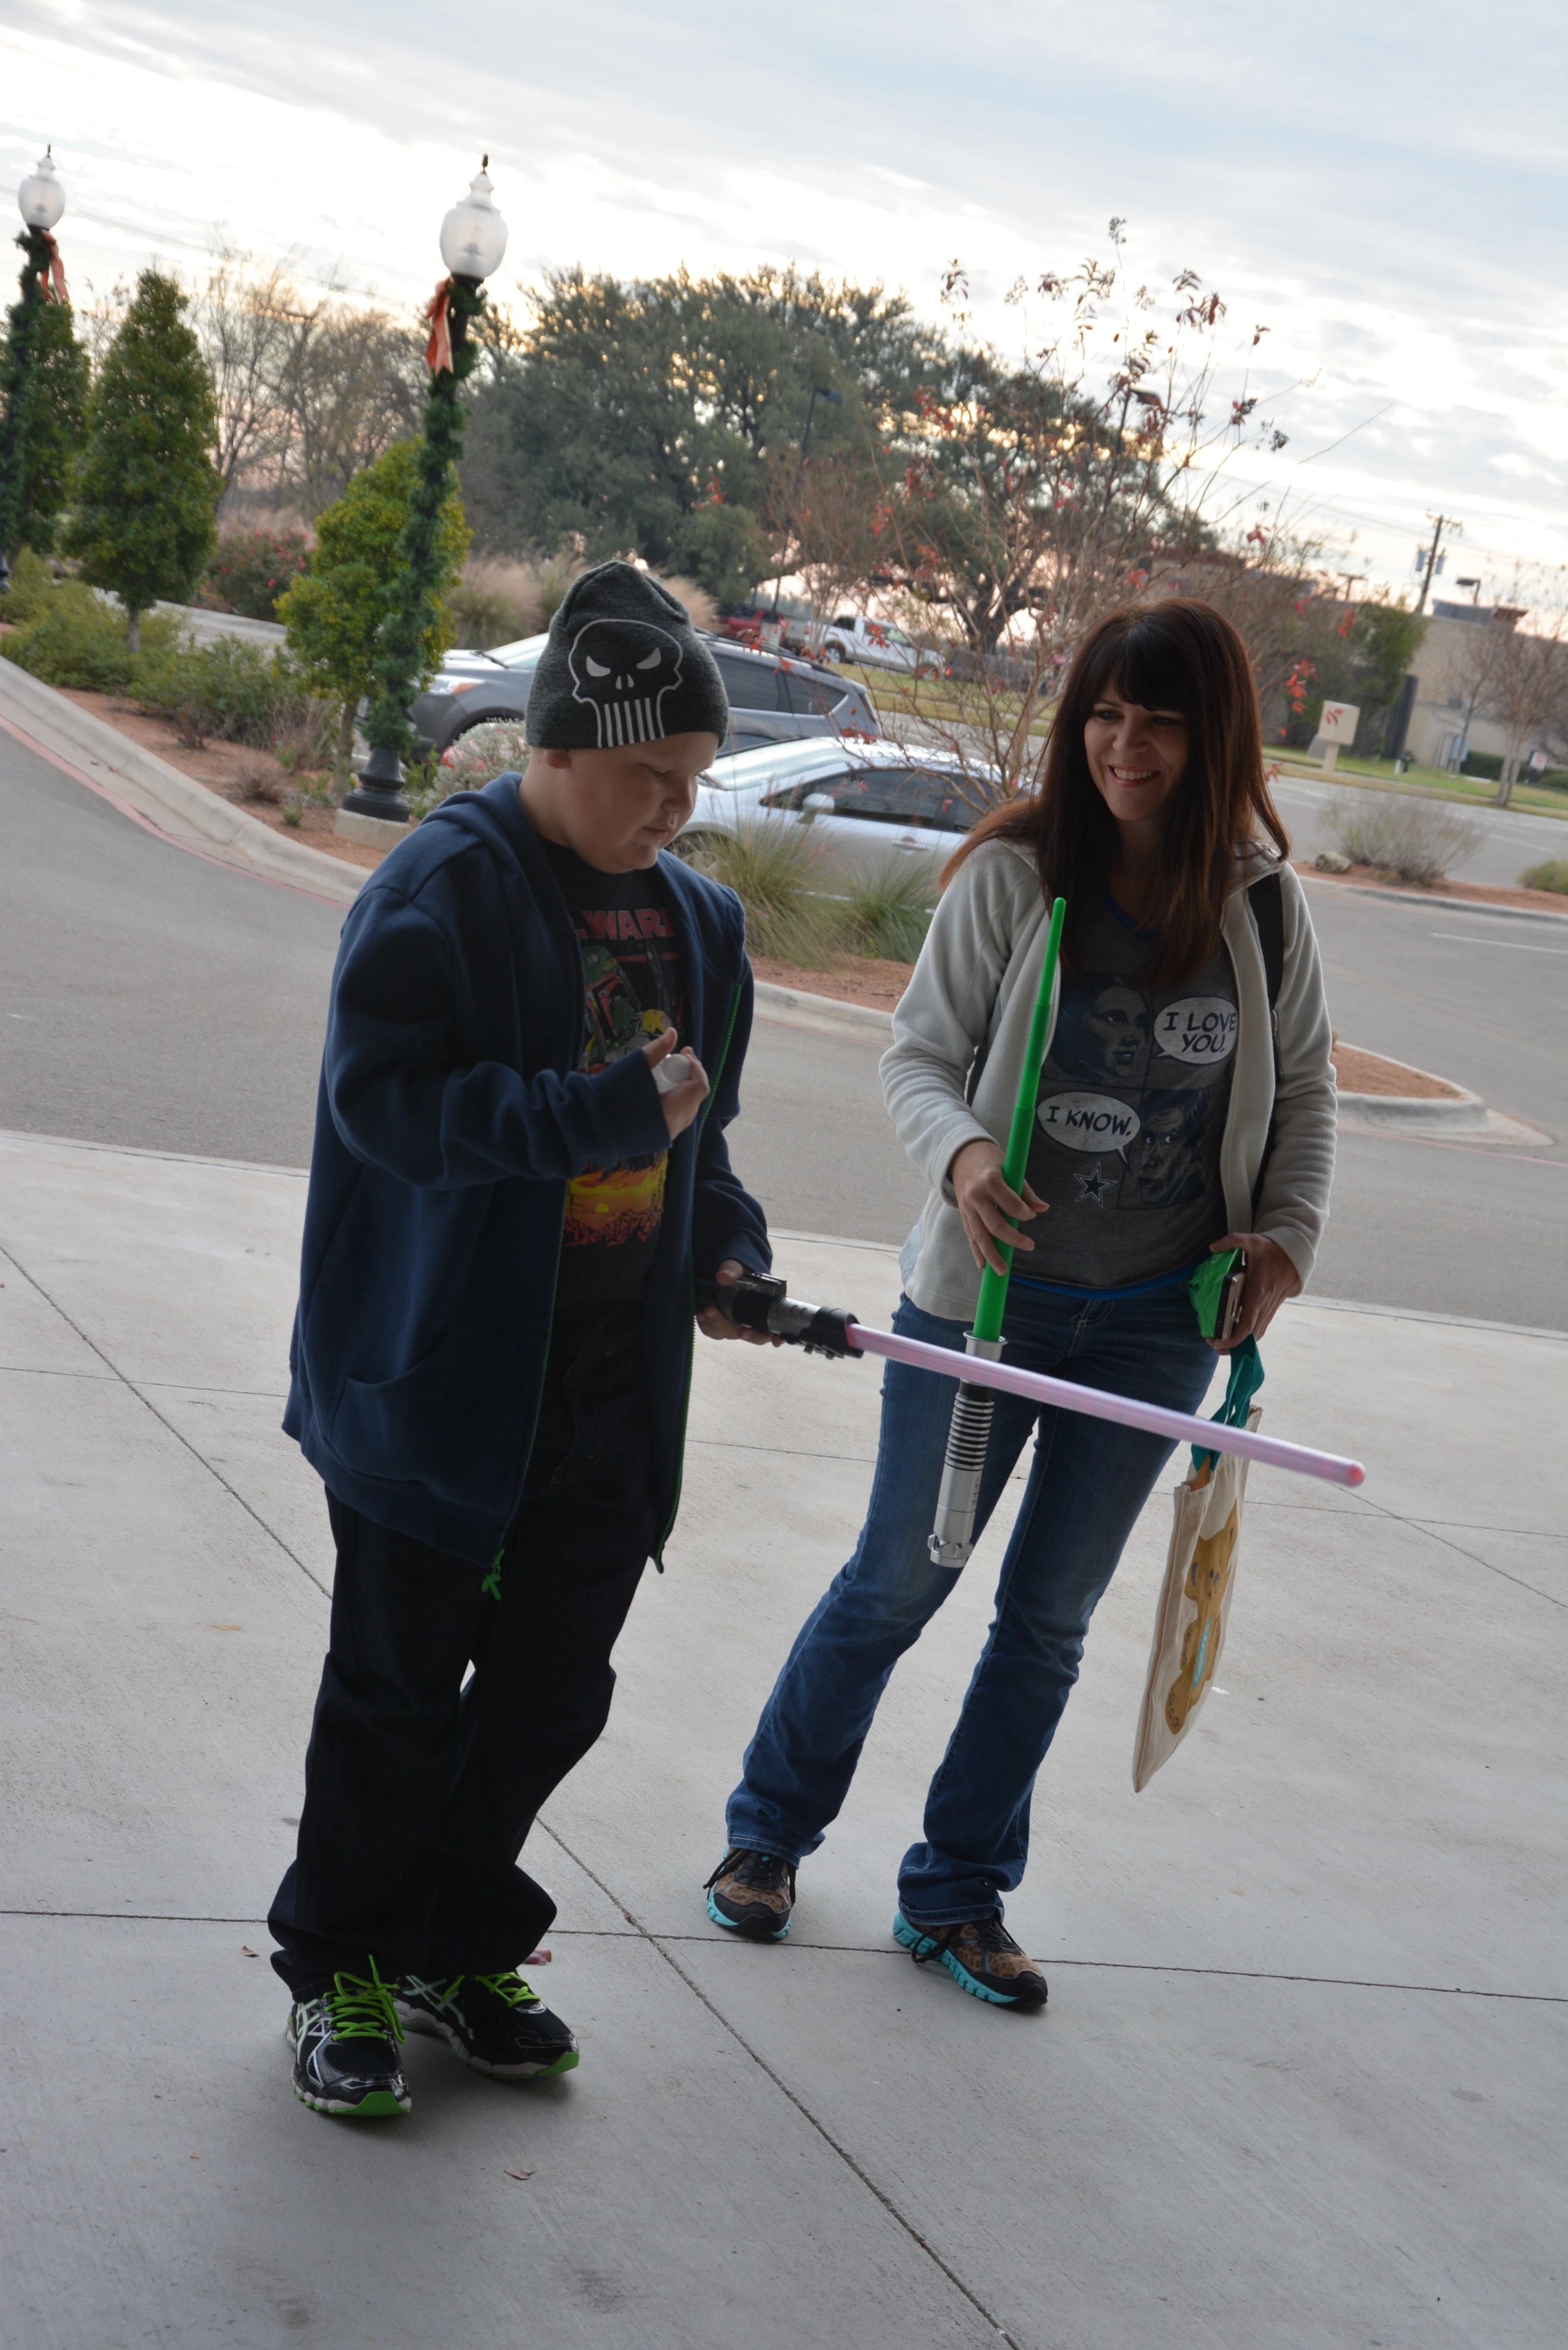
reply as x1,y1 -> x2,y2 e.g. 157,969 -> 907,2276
2,1128 -> 1562,2349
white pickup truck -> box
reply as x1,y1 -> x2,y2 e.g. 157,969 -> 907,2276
789,612 -> 945,677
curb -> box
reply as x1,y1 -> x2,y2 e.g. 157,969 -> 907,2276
1334,1045 -> 1550,1144
0,656 -> 364,905
752,980 -> 896,1036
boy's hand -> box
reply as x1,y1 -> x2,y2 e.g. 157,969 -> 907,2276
698,1259 -> 780,1345
643,1028 -> 710,1141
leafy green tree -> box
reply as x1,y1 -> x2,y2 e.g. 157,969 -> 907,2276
279,437 -> 468,793
461,264 -> 948,601
66,270 -> 220,649
1287,596 -> 1427,750
0,243 -> 90,560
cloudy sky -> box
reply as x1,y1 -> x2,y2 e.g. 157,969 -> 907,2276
4,0 -> 1564,599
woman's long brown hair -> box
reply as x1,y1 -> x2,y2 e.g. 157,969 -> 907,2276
944,599 -> 1289,987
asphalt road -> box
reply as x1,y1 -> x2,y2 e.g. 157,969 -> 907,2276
4,729 -> 1564,1328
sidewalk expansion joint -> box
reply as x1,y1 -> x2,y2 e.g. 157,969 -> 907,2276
5,1909 -> 1560,2007
0,1241 -> 329,1600
536,1821 -> 1026,2349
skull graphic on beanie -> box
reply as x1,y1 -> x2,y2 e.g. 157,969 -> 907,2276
526,560 -> 729,752
568,619 -> 684,748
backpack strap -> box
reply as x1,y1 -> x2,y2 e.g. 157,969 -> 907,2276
1246,869 -> 1284,1218
1248,870 -> 1284,1009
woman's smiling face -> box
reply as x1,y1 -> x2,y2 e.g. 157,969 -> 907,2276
1083,681 -> 1190,828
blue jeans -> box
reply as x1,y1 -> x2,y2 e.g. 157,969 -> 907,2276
725,1283 -> 1217,1926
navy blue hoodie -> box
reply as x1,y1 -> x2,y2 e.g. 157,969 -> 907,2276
283,774 -> 770,1564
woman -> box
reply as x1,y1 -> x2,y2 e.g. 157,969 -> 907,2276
705,600 -> 1336,2010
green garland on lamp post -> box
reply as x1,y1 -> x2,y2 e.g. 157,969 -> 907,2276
0,148 -> 70,586
344,162 -> 509,826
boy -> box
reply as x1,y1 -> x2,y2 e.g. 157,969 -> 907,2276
270,563 -> 771,2117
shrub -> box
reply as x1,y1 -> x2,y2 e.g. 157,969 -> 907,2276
0,580 -> 179,692
446,559 -> 547,650
131,636 -> 282,746
1520,859 -> 1568,895
838,859 -> 933,962
0,546 -> 63,625
1460,750 -> 1503,782
129,637 -> 335,757
406,719 -> 531,817
201,526 -> 313,621
1330,792 -> 1481,886
682,820 -> 832,964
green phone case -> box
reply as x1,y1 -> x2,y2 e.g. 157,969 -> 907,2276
1188,1248 -> 1243,1339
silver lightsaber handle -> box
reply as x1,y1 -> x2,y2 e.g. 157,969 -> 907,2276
928,1335 -> 1004,1569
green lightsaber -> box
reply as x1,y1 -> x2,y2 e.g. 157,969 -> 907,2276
928,894 -> 1067,1568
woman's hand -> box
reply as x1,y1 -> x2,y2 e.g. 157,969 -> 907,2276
1208,1231 -> 1301,1351
697,1259 -> 779,1345
949,1138 -> 1046,1276
642,1028 -> 710,1142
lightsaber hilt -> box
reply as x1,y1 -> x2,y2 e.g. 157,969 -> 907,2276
694,1271 -> 859,1358
929,895 -> 1067,1570
928,1334 -> 1003,1566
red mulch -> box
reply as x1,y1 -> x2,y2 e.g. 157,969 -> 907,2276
1332,1044 -> 1458,1099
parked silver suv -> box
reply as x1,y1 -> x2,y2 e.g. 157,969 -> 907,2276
410,632 -> 880,759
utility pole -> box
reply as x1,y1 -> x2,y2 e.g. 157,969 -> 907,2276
1414,512 -> 1460,615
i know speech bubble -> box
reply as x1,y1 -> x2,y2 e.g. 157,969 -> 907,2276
1037,1092 -> 1142,1160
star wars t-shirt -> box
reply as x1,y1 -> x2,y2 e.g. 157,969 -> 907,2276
1020,897 -> 1237,1291
541,839 -> 684,1320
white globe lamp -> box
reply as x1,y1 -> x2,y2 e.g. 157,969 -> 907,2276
439,159 -> 508,283
18,147 -> 65,233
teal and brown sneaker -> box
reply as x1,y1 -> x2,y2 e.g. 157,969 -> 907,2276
705,1848 -> 797,1941
394,1971 -> 579,2078
893,1910 -> 1047,2011
286,1965 -> 411,2117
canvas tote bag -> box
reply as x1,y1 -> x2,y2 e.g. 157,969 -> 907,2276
1133,1340 -> 1265,1793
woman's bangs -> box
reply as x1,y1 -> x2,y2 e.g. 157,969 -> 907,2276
1088,617 -> 1194,719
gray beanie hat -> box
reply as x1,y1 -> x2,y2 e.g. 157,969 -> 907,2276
525,560 -> 729,751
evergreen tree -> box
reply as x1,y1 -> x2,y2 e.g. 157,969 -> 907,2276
66,269 -> 220,649
0,234 -> 90,562
279,438 -> 469,793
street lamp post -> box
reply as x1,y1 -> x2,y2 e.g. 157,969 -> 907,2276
341,159 -> 509,827
768,383 -> 843,624
0,147 -> 68,592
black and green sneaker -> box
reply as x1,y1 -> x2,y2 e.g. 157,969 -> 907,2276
286,1965 -> 411,2117
394,1971 -> 579,2078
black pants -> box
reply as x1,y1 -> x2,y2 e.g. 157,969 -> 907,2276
269,1321 -> 656,1996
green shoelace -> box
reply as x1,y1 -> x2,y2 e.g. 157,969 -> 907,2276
471,1969 -> 539,2008
324,1961 -> 403,2042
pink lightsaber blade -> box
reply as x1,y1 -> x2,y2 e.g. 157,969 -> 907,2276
847,1322 -> 1365,1488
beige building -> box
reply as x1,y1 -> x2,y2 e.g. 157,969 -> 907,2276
1400,601 -> 1565,774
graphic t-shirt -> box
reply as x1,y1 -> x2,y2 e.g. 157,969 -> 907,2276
1021,897 -> 1238,1292
541,839 -> 684,1320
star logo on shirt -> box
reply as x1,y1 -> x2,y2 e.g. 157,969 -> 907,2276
1075,1160 -> 1111,1206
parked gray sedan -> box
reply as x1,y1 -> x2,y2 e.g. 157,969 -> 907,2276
410,633 -> 879,759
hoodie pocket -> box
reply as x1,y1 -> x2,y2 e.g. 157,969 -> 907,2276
328,1324 -> 522,1518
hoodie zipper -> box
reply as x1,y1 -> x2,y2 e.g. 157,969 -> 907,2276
654,972 -> 744,1567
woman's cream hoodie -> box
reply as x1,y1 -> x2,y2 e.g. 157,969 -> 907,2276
882,839 -> 1337,1323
